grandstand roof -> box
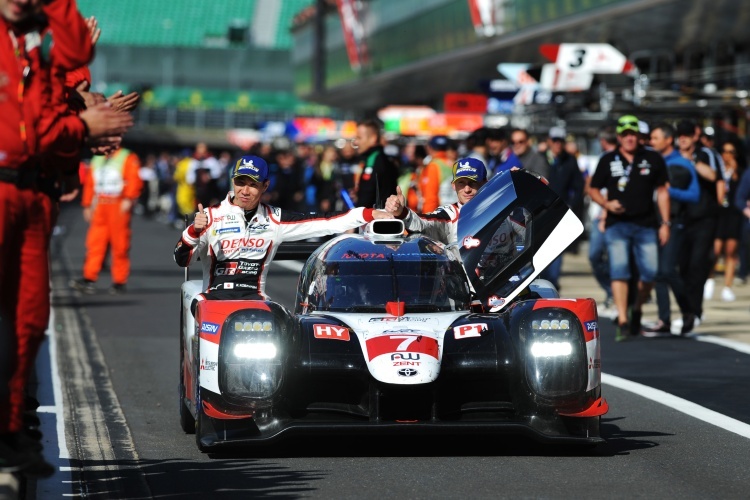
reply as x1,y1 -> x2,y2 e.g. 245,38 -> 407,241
76,0 -> 311,48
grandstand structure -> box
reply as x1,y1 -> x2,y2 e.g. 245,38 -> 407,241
76,0 -> 337,147
293,0 -> 750,137
75,0 -> 750,146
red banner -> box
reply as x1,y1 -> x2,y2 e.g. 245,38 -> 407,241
444,93 -> 488,113
336,0 -> 369,71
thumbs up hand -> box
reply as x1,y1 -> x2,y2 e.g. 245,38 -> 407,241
193,203 -> 208,233
385,186 -> 407,216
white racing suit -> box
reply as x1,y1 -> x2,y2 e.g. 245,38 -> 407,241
174,194 -> 379,303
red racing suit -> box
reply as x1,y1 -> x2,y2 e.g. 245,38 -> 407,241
80,148 -> 143,284
174,194 -> 379,302
0,0 -> 93,434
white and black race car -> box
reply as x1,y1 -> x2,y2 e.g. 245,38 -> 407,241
178,170 -> 608,451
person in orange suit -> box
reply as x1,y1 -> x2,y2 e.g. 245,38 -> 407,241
70,147 -> 143,294
419,135 -> 457,213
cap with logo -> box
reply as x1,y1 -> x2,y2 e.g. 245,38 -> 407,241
452,157 -> 488,183
232,155 -> 269,182
616,115 -> 640,135
429,135 -> 449,151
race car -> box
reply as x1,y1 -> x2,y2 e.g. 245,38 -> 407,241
178,170 -> 608,451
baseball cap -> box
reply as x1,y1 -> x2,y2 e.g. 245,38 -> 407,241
548,126 -> 566,140
429,135 -> 449,151
452,157 -> 488,183
232,155 -> 269,182
676,119 -> 696,137
616,115 -> 640,135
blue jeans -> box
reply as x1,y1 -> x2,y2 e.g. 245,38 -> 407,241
604,222 -> 658,282
588,216 -> 612,299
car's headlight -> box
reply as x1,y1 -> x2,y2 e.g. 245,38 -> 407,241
220,311 -> 283,401
520,309 -> 586,398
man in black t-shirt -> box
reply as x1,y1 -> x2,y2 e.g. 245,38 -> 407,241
353,119 -> 399,209
589,115 -> 671,341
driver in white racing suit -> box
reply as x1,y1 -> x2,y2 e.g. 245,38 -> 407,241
174,155 -> 393,311
385,156 -> 490,244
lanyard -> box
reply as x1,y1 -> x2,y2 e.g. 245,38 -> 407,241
614,154 -> 633,192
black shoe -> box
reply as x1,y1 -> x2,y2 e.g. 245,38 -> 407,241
681,313 -> 696,335
70,278 -> 96,294
629,309 -> 643,337
643,320 -> 671,334
0,433 -> 54,478
109,283 -> 127,295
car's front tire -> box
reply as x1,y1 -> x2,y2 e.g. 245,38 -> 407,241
179,302 -> 196,434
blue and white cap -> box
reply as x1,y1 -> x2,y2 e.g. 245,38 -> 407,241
452,157 -> 488,183
232,155 -> 269,182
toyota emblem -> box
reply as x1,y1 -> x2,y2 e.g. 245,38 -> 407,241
398,368 -> 418,377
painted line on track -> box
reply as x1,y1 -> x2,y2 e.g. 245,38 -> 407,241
695,334 -> 750,355
602,372 -> 750,439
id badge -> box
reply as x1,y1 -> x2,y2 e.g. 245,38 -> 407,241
617,176 -> 628,192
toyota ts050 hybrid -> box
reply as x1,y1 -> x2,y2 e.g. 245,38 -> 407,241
178,170 -> 608,451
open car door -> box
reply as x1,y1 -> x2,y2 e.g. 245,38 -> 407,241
456,170 -> 583,311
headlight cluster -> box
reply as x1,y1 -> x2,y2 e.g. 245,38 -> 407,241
521,309 -> 586,398
220,311 -> 283,401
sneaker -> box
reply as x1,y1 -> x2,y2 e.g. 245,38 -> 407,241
597,297 -> 617,319
721,287 -> 736,302
69,278 -> 96,294
642,320 -> 671,334
681,313 -> 696,335
703,278 -> 715,300
109,283 -> 127,295
615,322 -> 631,342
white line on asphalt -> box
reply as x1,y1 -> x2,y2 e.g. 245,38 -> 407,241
46,308 -> 70,460
602,372 -> 750,439
695,335 -> 750,355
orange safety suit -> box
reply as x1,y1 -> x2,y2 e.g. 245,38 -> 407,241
80,148 -> 143,285
418,151 -> 456,213
0,0 -> 93,434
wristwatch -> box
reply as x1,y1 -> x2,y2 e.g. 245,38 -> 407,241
661,220 -> 671,227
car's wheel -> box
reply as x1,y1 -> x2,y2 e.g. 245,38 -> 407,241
179,365 -> 195,433
179,302 -> 195,433
194,391 -> 210,453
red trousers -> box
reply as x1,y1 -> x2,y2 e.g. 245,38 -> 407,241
0,183 -> 54,433
83,199 -> 133,284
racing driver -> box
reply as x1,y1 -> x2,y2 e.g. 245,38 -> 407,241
174,155 -> 393,311
384,156 -> 490,244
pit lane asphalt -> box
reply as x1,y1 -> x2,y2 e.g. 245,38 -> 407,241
4,206 -> 750,499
